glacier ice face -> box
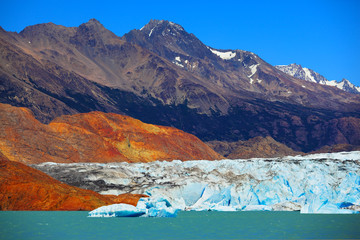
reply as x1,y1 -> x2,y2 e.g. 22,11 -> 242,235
37,151 -> 360,214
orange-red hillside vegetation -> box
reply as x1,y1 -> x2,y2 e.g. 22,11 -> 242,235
0,103 -> 222,164
0,152 -> 147,210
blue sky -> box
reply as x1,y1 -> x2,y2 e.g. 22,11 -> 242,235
2,0 -> 360,86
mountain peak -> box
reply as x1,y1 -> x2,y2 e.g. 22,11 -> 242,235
20,22 -> 57,35
79,18 -> 106,30
276,64 -> 360,94
88,18 -> 101,24
81,18 -> 107,29
290,63 -> 301,68
123,19 -> 214,60
141,19 -> 184,31
138,19 -> 185,39
71,18 -> 117,47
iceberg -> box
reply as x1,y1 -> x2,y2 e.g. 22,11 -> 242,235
88,203 -> 146,217
37,151 -> 360,214
89,197 -> 178,218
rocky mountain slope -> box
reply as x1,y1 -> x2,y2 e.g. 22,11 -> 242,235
275,63 -> 360,94
0,152 -> 146,210
206,136 -> 301,159
1,19 -> 360,152
123,20 -> 360,108
0,103 -> 221,164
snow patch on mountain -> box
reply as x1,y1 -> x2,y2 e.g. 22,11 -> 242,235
149,27 -> 155,37
172,56 -> 184,68
248,64 -> 259,84
303,67 -> 316,83
249,64 -> 259,77
208,47 -> 236,60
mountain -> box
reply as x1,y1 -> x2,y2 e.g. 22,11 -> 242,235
123,20 -> 360,109
1,19 -> 360,152
0,103 -> 221,164
275,63 -> 360,94
0,152 -> 147,210
206,136 -> 302,159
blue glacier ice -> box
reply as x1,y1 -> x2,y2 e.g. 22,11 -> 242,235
88,203 -> 146,217
43,151 -> 360,215
89,197 -> 178,218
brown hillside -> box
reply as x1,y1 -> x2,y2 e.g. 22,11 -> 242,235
207,136 -> 302,159
310,144 -> 360,154
0,103 -> 222,164
0,152 -> 147,210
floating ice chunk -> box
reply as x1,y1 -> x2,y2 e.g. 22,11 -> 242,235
143,197 -> 178,217
89,197 -> 179,218
88,204 -> 146,217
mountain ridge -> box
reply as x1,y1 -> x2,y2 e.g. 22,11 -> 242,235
275,63 -> 360,94
123,19 -> 360,110
1,19 -> 360,152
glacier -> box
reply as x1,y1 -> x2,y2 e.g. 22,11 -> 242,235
34,152 -> 360,216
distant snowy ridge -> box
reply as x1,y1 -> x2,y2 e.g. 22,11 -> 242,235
37,152 -> 360,215
275,63 -> 360,94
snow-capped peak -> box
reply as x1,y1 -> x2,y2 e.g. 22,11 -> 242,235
138,20 -> 187,39
275,64 -> 359,94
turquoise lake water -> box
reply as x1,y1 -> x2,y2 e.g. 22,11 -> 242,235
0,211 -> 359,239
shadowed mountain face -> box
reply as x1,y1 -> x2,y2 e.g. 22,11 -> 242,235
1,19 -> 360,152
0,103 -> 221,164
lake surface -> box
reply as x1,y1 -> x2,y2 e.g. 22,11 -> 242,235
1,211 -> 359,239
